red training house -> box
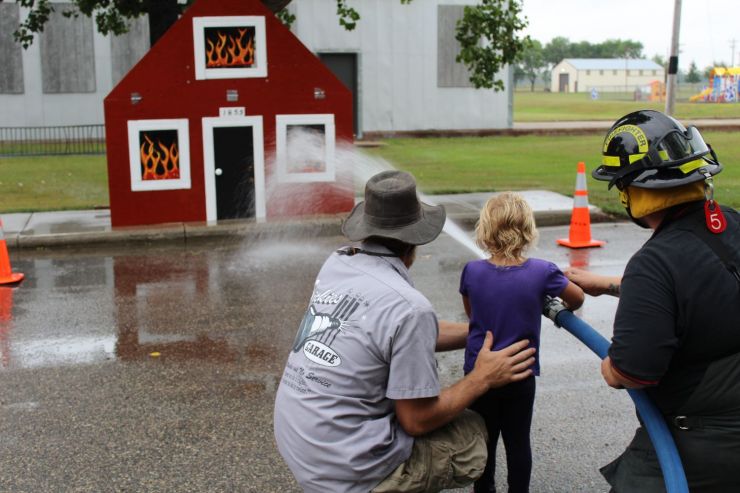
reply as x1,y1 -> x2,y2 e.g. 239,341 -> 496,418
104,0 -> 354,227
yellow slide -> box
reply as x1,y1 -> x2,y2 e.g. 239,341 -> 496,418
689,87 -> 713,102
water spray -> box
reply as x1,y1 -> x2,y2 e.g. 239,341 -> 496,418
543,296 -> 689,493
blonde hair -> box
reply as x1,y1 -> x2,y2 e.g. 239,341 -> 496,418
475,192 -> 538,261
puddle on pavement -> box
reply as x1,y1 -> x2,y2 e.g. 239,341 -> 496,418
1,238 -> 335,370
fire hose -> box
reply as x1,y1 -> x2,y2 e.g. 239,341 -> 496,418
542,296 -> 689,493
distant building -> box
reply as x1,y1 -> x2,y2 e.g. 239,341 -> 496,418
551,58 -> 664,93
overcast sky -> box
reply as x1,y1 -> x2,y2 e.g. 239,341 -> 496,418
521,0 -> 740,70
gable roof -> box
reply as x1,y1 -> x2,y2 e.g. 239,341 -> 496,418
562,58 -> 663,71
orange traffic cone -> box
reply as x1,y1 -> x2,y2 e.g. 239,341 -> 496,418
0,218 -> 23,285
0,287 -> 12,368
557,162 -> 605,249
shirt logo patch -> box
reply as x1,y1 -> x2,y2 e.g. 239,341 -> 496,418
291,294 -> 362,367
303,340 -> 341,367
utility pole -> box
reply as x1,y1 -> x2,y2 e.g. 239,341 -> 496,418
731,39 -> 737,67
665,0 -> 682,115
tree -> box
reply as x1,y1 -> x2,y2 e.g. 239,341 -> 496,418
513,65 -> 526,86
10,0 -> 529,90
542,36 -> 570,66
542,37 -> 644,65
10,0 -> 289,47
651,54 -> 667,72
455,0 -> 529,90
516,39 -> 544,91
540,68 -> 551,89
685,61 -> 702,83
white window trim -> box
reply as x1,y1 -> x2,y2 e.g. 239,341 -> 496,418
201,116 -> 266,222
275,114 -> 336,183
127,119 -> 191,192
193,16 -> 267,80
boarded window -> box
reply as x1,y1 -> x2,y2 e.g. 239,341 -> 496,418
437,5 -> 474,88
110,16 -> 150,86
0,4 -> 24,94
41,3 -> 96,93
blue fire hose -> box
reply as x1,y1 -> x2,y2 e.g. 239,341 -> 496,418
543,297 -> 689,493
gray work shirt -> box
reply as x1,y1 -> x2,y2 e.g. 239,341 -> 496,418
273,242 -> 441,493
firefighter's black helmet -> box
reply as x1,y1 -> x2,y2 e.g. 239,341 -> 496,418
594,110 -> 722,190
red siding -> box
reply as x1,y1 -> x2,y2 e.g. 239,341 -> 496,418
105,0 -> 353,227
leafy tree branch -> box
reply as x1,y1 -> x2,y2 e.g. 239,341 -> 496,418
455,0 -> 529,90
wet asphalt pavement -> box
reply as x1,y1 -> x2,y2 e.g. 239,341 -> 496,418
0,222 -> 653,492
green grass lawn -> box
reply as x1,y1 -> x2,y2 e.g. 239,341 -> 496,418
514,91 -> 740,122
1,131 -> 738,217
0,155 -> 108,213
366,130 -> 740,216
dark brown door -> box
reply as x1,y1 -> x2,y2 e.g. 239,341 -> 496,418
559,73 -> 569,92
213,126 -> 254,220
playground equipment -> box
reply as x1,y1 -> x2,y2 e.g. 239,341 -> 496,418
633,80 -> 665,102
690,67 -> 740,103
649,80 -> 665,101
543,297 -> 689,493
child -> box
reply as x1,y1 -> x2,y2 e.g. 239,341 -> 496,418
459,192 -> 584,493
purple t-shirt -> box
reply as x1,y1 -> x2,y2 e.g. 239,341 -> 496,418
459,258 -> 569,375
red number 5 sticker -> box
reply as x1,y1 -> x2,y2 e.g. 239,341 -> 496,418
704,200 -> 727,234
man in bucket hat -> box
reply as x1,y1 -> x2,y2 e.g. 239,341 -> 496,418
274,170 -> 536,492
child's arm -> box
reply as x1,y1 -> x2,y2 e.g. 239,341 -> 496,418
462,295 -> 472,320
559,280 -> 585,310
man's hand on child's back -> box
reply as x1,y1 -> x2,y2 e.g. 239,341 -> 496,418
472,331 -> 535,391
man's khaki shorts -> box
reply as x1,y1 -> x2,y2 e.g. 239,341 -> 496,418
372,409 -> 488,493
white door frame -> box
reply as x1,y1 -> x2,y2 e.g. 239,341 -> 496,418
201,116 -> 265,222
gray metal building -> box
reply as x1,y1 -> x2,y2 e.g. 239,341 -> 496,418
0,0 -> 513,134
291,0 -> 512,136
0,2 -> 149,128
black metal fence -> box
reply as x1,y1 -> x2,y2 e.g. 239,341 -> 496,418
0,124 -> 106,157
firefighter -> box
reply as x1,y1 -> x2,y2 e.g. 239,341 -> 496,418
567,109 -> 740,492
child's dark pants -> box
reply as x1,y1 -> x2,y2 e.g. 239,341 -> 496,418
470,375 -> 536,493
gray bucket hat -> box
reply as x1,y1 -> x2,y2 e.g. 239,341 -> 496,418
341,170 -> 446,245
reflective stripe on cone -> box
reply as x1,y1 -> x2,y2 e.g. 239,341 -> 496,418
557,161 -> 606,249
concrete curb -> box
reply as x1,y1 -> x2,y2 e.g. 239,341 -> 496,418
8,210 -> 619,250
3,189 -> 621,251
10,214 -> 348,250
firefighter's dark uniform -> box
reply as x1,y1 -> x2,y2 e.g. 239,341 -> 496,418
602,202 -> 740,493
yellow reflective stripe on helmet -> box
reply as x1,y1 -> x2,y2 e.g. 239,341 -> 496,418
603,124 -> 649,153
601,152 -> 647,167
678,158 -> 705,174
602,155 -> 706,174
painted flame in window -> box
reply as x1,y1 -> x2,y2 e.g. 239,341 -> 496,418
140,134 -> 180,181
205,28 -> 255,68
